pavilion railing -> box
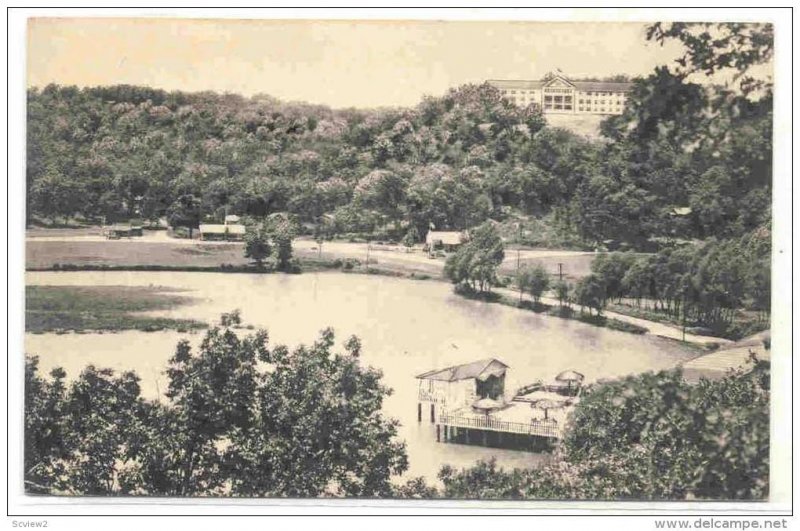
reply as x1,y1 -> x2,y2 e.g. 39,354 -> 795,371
438,412 -> 561,439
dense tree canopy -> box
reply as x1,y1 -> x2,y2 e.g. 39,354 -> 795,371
27,22 -> 772,247
24,320 -> 407,496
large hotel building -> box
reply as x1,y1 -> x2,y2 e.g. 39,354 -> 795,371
487,72 -> 634,116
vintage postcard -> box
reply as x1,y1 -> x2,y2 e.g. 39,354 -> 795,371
9,7 -> 792,520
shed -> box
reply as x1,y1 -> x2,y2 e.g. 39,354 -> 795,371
199,223 -> 246,241
425,230 -> 467,252
105,224 -> 132,239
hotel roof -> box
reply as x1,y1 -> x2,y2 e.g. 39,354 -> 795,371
488,78 -> 633,92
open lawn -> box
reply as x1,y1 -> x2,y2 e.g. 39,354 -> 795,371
26,232 -> 595,280
26,285 -> 207,333
26,239 -> 248,269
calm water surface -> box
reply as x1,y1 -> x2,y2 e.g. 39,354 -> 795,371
25,271 -> 697,482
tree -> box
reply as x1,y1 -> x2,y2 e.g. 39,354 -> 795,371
313,215 -> 336,258
573,274 -> 606,316
244,221 -> 272,267
29,169 -> 85,224
516,263 -> 550,304
402,226 -> 420,251
24,357 -> 68,494
591,252 -> 637,303
270,217 -> 297,272
226,327 -> 408,497
563,361 -> 770,500
646,22 -> 773,95
25,357 -> 143,495
621,256 -> 653,308
444,222 -> 504,293
149,327 -> 260,495
166,194 -> 202,238
24,317 -> 410,497
59,366 -> 143,495
554,280 -> 571,308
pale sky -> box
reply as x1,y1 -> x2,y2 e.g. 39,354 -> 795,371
28,18 -> 685,108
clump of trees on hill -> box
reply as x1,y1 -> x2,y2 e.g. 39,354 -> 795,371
26,23 -> 772,250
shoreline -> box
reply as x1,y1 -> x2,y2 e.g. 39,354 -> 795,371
26,261 -> 723,349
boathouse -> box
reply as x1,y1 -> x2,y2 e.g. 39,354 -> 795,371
416,358 -> 508,422
417,359 -> 581,450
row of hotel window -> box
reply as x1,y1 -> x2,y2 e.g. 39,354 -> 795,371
507,94 -> 625,112
508,94 -> 625,104
501,89 -> 623,97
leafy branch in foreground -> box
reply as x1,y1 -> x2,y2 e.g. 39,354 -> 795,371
25,315 -> 407,496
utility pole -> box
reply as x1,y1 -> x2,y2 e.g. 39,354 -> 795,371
682,290 -> 687,343
558,263 -> 563,282
365,242 -> 370,270
517,223 -> 522,302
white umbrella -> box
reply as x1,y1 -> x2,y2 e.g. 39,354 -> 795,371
555,370 -> 585,391
531,398 -> 566,420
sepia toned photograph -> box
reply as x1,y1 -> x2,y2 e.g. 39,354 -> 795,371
14,9 -> 789,512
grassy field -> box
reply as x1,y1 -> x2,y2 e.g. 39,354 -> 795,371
26,240 -> 249,269
26,285 -> 207,333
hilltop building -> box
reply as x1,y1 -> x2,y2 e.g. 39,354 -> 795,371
487,72 -> 633,115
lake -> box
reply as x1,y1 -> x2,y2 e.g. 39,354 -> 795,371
25,271 -> 697,482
